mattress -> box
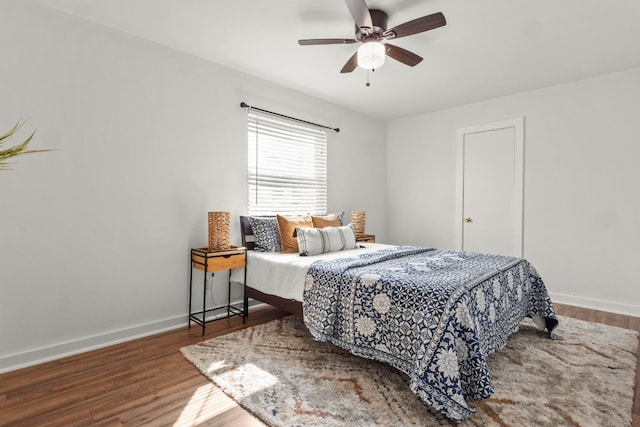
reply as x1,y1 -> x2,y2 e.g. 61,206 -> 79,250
231,243 -> 393,301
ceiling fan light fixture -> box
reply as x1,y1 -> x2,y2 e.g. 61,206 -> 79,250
357,41 -> 385,70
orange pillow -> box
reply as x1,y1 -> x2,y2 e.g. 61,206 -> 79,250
311,214 -> 341,228
276,214 -> 313,253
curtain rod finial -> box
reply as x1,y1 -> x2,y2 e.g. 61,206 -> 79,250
240,102 -> 248,108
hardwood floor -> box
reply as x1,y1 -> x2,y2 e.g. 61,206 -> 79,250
0,303 -> 638,426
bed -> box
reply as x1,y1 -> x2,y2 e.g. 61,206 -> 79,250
237,215 -> 559,421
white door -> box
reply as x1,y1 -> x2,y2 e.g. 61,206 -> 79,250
455,118 -> 524,257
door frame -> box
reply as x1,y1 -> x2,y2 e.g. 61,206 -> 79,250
455,117 -> 525,256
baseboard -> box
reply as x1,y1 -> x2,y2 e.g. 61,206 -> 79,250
550,292 -> 640,318
0,314 -> 187,374
0,298 -> 266,374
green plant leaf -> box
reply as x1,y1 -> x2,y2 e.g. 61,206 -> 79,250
0,120 -> 53,170
0,121 -> 23,143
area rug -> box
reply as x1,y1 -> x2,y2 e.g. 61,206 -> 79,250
181,315 -> 638,426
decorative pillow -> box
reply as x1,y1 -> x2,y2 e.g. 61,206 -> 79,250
297,224 -> 358,256
248,216 -> 281,252
276,214 -> 313,253
311,213 -> 341,228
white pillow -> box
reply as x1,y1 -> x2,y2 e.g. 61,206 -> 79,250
297,224 -> 358,256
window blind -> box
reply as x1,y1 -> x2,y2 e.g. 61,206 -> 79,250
248,110 -> 327,216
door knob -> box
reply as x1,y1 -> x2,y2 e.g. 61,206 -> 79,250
464,217 -> 472,223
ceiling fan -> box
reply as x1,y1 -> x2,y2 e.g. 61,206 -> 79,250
298,0 -> 446,73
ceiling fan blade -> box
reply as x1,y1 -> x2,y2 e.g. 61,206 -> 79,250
340,51 -> 359,73
385,12 -> 446,39
299,38 -> 357,46
385,43 -> 423,67
344,0 -> 372,31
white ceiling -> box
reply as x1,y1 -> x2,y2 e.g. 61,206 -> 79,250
35,0 -> 640,120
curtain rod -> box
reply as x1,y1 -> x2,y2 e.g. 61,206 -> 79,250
240,102 -> 340,133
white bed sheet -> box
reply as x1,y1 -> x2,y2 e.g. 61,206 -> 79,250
231,243 -> 392,301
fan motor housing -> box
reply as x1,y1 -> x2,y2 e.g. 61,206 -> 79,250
355,9 -> 388,41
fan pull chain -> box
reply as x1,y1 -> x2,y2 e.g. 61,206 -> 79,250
366,69 -> 371,87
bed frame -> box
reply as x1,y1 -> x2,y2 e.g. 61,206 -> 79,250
240,216 -> 303,316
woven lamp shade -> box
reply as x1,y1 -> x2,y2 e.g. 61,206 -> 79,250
351,211 -> 366,237
208,211 -> 231,250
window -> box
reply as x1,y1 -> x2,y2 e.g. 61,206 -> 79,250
247,110 -> 327,216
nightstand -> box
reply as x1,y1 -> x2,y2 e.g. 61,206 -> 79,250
189,246 -> 246,335
356,234 -> 376,243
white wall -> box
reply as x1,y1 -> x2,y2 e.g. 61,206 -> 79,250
387,68 -> 640,317
0,0 -> 387,372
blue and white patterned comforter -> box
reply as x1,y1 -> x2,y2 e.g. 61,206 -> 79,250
302,246 -> 558,421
